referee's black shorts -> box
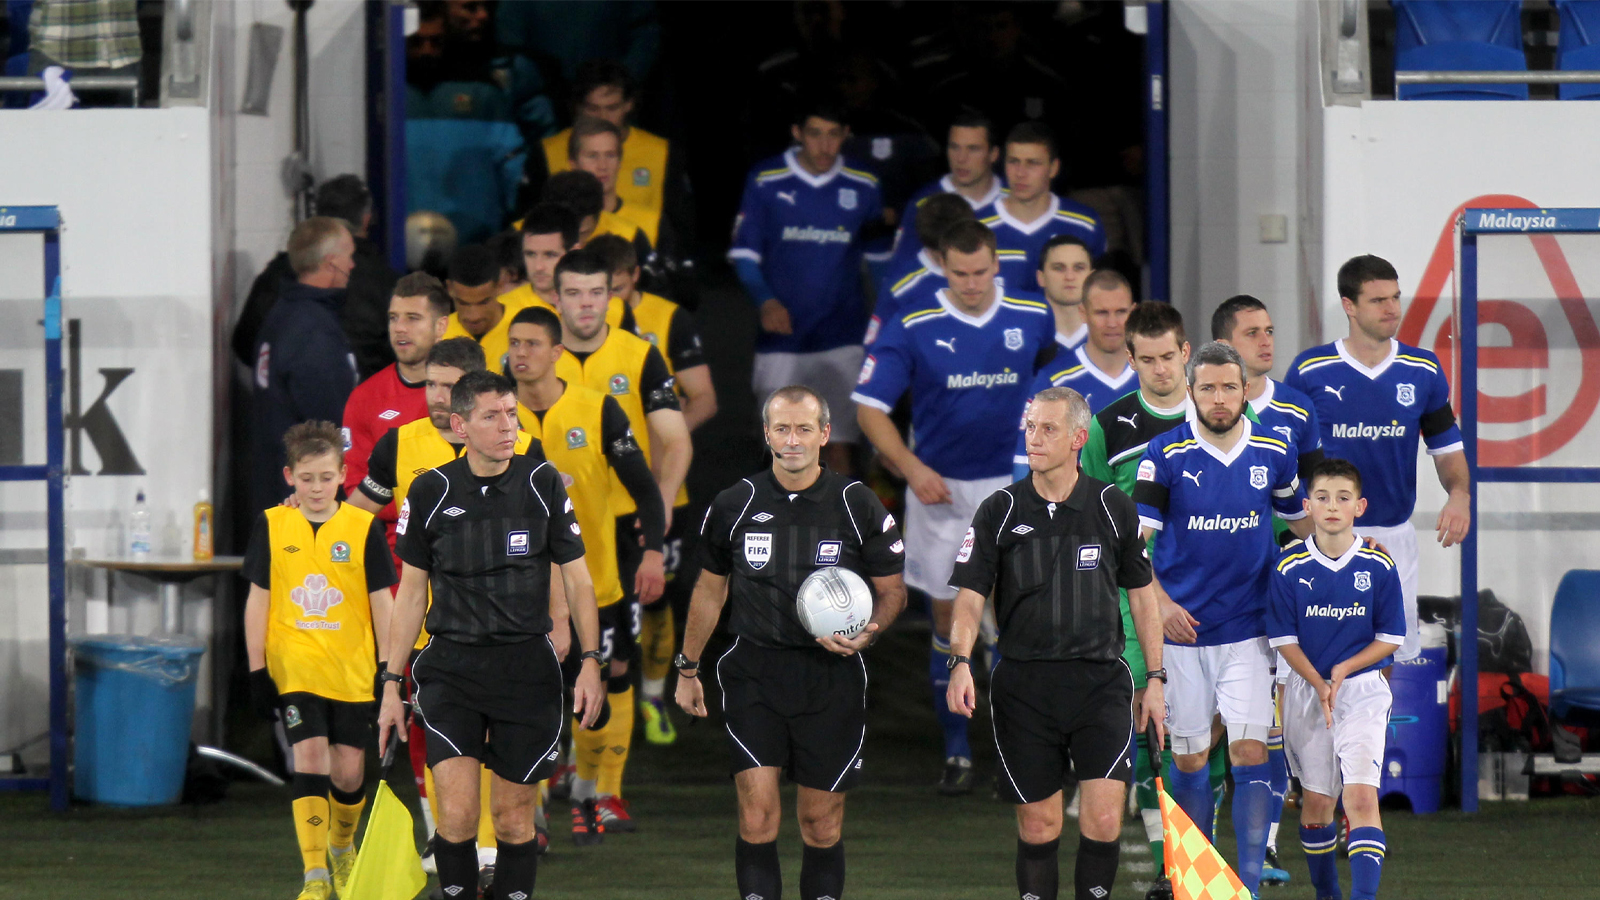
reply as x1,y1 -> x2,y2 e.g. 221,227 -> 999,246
412,635 -> 565,785
990,657 -> 1136,805
716,639 -> 866,793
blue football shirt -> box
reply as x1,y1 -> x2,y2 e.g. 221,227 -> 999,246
884,174 -> 1007,271
1132,419 -> 1305,646
1250,377 -> 1324,491
728,148 -> 884,354
1284,340 -> 1462,528
852,288 -> 1055,480
978,193 -> 1108,271
1267,536 -> 1406,679
869,246 -> 1033,343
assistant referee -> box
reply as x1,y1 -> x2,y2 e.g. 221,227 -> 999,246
675,385 -> 907,900
377,370 -> 606,900
947,387 -> 1166,900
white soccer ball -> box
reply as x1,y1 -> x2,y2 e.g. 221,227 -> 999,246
796,566 -> 873,641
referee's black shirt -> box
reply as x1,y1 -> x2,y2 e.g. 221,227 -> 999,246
395,453 -> 585,644
700,467 -> 905,650
949,473 -> 1151,662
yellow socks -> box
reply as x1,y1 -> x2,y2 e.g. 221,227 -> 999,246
290,773 -> 332,879
328,784 -> 365,853
639,606 -> 674,697
477,766 -> 497,854
597,686 -> 635,797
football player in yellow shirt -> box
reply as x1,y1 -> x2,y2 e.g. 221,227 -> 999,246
244,421 -> 396,900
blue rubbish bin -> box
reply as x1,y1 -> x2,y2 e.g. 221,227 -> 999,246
71,634 -> 207,806
1380,642 -> 1450,813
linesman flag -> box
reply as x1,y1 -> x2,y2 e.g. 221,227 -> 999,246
342,745 -> 426,900
1146,724 -> 1252,900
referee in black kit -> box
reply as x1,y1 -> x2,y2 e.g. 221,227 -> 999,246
675,385 -> 908,900
947,387 -> 1167,900
376,370 -> 606,900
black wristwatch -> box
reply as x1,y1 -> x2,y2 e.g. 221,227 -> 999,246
378,670 -> 405,685
946,654 -> 972,672
673,653 -> 700,678
579,649 -> 605,665
1146,667 -> 1168,683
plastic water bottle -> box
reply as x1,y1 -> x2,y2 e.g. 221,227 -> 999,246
160,510 -> 183,557
129,490 -> 152,560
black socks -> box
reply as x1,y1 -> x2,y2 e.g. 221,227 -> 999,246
434,835 -> 477,899
496,837 -> 538,899
736,837 -> 782,900
1075,835 -> 1120,900
800,840 -> 845,900
1017,837 -> 1060,900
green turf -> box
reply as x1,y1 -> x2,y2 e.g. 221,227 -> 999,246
4,625 -> 1598,898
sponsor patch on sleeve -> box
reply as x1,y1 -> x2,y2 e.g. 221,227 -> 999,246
955,526 -> 976,563
396,499 -> 411,535
858,355 -> 877,384
1136,459 -> 1157,482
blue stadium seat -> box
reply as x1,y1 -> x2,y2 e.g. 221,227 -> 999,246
1556,0 -> 1600,99
1394,0 -> 1529,100
1549,569 -> 1600,720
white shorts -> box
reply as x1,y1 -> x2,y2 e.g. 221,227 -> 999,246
904,474 -> 1011,601
1165,637 -> 1275,755
1281,669 -> 1391,796
752,346 -> 866,443
1357,521 -> 1419,661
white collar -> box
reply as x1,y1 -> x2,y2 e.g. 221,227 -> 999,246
1187,416 -> 1254,466
935,286 -> 1002,328
994,193 -> 1061,234
941,173 -> 1005,210
1076,345 -> 1136,390
1335,338 -> 1398,380
1248,376 -> 1277,415
784,147 -> 843,189
1057,322 -> 1088,349
1306,533 -> 1362,572
916,247 -> 945,276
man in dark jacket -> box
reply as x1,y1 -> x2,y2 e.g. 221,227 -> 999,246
250,217 -> 360,515
232,176 -> 400,378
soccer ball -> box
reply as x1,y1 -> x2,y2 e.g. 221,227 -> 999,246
796,566 -> 873,640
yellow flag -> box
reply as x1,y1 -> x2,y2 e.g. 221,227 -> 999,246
342,781 -> 427,900
1157,783 -> 1252,900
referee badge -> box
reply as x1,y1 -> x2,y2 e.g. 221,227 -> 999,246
507,531 -> 530,556
744,532 -> 773,570
330,541 -> 351,563
1077,545 -> 1102,570
815,540 -> 842,565
1249,465 -> 1269,490
566,427 -> 587,449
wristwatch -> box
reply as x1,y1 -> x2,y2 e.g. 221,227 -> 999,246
1146,667 -> 1168,683
946,654 -> 972,672
673,652 -> 700,678
378,670 -> 405,685
579,649 -> 605,665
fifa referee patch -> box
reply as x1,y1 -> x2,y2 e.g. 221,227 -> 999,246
1077,545 -> 1101,570
507,531 -> 530,556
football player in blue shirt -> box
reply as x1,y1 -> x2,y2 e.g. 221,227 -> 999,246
1211,292 -> 1324,885
1268,458 -> 1404,900
1285,254 -> 1471,665
1014,270 -> 1136,479
1132,341 -> 1311,896
979,122 -> 1107,272
852,219 -> 1056,795
886,110 -> 1007,271
730,99 -> 886,473
871,193 -> 978,344
1036,235 -> 1096,353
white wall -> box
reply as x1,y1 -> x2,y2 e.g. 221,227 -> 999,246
1169,0 -> 1312,361
225,0 -> 368,309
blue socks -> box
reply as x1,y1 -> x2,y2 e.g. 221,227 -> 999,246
1299,822 -> 1341,899
930,633 -> 971,760
1230,762 -> 1273,894
1347,826 -> 1386,900
1167,761 -> 1214,840
1266,735 -> 1287,850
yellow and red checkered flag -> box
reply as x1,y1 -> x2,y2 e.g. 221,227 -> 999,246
1146,724 -> 1251,900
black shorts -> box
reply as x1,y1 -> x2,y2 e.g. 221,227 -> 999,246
656,505 -> 695,610
990,657 -> 1136,805
411,635 -> 565,785
599,598 -> 640,666
715,639 -> 867,793
279,692 -> 373,748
